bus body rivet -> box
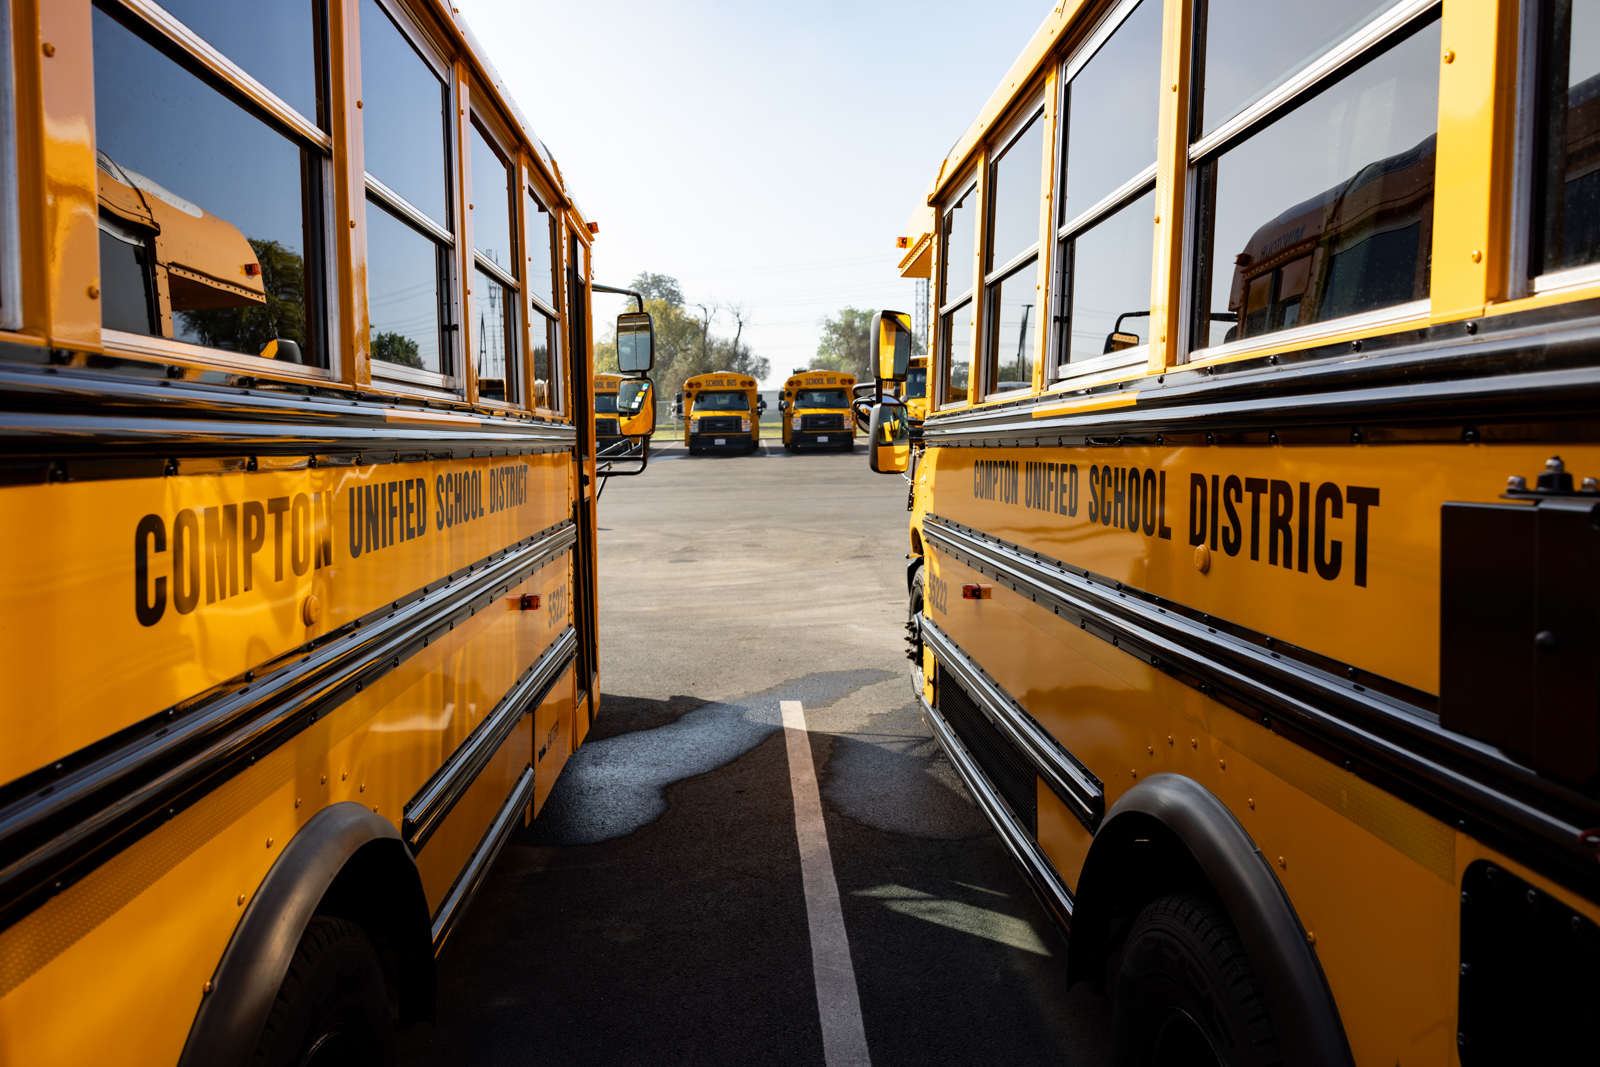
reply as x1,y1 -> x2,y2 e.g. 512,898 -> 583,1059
203,980 -> 213,994
237,895 -> 245,906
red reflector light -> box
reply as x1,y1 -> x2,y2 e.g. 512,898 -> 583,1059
508,594 -> 540,610
961,584 -> 991,600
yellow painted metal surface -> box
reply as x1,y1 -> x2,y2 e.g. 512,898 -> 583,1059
0,453 -> 572,784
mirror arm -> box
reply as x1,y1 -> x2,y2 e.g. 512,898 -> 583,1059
597,435 -> 652,479
591,282 -> 645,313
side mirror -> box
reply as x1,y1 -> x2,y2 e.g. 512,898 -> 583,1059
758,397 -> 768,415
867,401 -> 910,474
617,378 -> 655,437
616,311 -> 655,373
778,398 -> 787,412
870,310 -> 912,382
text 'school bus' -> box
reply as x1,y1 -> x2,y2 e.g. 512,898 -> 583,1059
864,0 -> 1600,1063
593,372 -> 654,456
779,371 -> 857,451
0,0 -> 657,1063
680,372 -> 759,454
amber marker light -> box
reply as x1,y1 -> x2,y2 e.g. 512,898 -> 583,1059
961,584 -> 992,600
509,594 -> 540,610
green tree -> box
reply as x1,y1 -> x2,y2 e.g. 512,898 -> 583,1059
630,272 -> 684,307
811,306 -> 874,380
372,331 -> 423,368
179,238 -> 307,358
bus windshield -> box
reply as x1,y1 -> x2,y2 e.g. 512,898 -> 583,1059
693,391 -> 749,411
905,368 -> 927,399
795,389 -> 849,408
595,393 -> 619,414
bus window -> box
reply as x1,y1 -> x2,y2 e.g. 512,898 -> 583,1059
1190,16 -> 1440,353
470,119 -> 519,404
1193,0 -> 1410,138
1052,0 -> 1160,375
937,180 -> 976,407
1533,0 -> 1600,276
985,108 -> 1044,395
692,391 -> 749,410
939,298 -> 972,406
361,0 -> 454,384
93,4 -> 325,364
905,365 -> 927,399
155,0 -> 323,124
527,188 -> 561,411
792,388 -> 848,408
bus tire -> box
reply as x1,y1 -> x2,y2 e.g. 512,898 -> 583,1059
251,916 -> 395,1067
908,566 -> 925,665
1111,892 -> 1281,1067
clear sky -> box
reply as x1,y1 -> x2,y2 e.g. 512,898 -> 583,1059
453,0 -> 1051,386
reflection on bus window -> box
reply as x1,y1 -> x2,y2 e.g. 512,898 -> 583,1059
691,391 -> 750,411
526,190 -> 558,310
532,313 -> 556,409
1059,189 -> 1154,364
905,366 -> 928,399
360,0 -> 448,224
367,205 -> 443,372
1192,20 -> 1439,351
1059,0 -> 1161,225
1535,0 -> 1600,274
988,266 -> 1035,389
473,268 -> 511,401
471,121 -> 518,403
156,0 -> 324,125
92,5 -> 321,364
793,389 -> 849,408
1193,0 -> 1407,137
942,183 -> 977,303
940,301 -> 972,405
989,112 -> 1044,271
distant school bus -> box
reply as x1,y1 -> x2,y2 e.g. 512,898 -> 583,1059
864,0 -> 1600,1063
779,370 -> 856,451
593,372 -> 653,455
0,0 -> 656,1063
680,371 -> 759,455
904,355 -> 930,422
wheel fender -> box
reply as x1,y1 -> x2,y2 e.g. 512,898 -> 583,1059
906,554 -> 922,596
1070,773 -> 1354,1067
177,802 -> 432,1066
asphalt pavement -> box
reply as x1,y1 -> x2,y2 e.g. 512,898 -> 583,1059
394,438 -> 1114,1066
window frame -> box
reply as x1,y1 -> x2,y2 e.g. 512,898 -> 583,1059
93,0 -> 338,381
361,0 -> 460,396
980,98 -> 1046,401
1044,0 -> 1161,383
1524,0 -> 1600,297
523,172 -> 564,416
0,0 -> 21,332
1180,0 -> 1441,365
465,101 -> 521,409
935,174 -> 979,410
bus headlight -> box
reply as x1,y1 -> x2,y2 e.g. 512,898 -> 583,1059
791,416 -> 801,430
741,418 -> 751,431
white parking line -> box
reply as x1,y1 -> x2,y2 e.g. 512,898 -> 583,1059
780,700 -> 872,1067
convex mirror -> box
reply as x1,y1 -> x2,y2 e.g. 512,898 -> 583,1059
870,310 -> 912,382
616,311 -> 655,373
867,401 -> 910,474
617,378 -> 655,437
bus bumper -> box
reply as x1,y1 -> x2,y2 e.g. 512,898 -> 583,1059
789,432 -> 854,449
688,433 -> 755,452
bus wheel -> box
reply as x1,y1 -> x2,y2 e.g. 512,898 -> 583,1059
1111,893 -> 1280,1067
908,567 -> 925,665
252,916 -> 395,1067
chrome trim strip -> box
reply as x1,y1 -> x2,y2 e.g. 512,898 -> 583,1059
1057,166 -> 1157,241
917,668 -> 1075,928
404,625 -> 576,851
920,515 -> 1600,888
430,764 -> 535,952
116,0 -> 334,152
918,617 -> 1103,830
983,245 -> 1041,290
1187,0 -> 1439,162
366,174 -> 455,247
473,251 -> 519,291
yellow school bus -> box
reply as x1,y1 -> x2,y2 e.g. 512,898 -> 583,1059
779,370 -> 856,451
593,372 -> 653,455
867,0 -> 1600,1062
904,354 -> 930,422
681,371 -> 759,455
0,0 -> 655,1063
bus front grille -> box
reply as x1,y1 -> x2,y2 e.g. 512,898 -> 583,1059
801,414 -> 844,431
934,663 -> 1037,836
595,418 -> 620,436
698,416 -> 743,434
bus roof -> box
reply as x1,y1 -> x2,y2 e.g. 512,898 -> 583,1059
684,373 -> 757,389
783,371 -> 856,388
